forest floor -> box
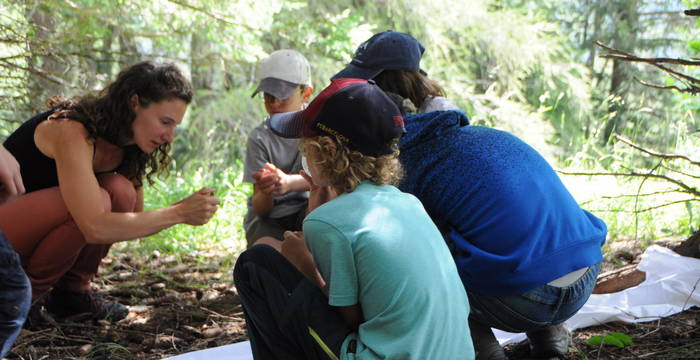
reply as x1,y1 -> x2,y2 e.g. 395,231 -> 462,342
6,240 -> 700,360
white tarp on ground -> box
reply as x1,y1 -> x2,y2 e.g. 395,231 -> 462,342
163,245 -> 700,360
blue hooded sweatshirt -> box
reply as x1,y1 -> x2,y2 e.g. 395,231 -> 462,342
398,110 -> 607,296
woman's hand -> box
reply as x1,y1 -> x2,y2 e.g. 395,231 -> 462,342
175,187 -> 220,225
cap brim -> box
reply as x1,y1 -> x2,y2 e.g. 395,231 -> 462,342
250,85 -> 262,98
251,78 -> 299,100
331,63 -> 383,80
267,110 -> 306,138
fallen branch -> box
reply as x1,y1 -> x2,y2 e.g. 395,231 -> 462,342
593,264 -> 646,294
638,339 -> 700,358
673,230 -> 700,258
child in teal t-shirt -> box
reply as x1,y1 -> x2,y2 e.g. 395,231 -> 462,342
233,78 -> 474,359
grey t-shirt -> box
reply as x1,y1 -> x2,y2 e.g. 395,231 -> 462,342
243,121 -> 309,219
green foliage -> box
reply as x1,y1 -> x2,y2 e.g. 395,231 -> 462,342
173,87 -> 267,173
135,164 -> 251,255
1,0 -> 698,255
587,332 -> 634,348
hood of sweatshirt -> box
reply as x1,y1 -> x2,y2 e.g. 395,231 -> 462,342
399,110 -> 470,151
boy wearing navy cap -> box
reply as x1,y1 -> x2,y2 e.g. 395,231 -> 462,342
234,78 -> 474,360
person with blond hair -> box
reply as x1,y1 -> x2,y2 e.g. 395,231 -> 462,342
233,78 -> 474,360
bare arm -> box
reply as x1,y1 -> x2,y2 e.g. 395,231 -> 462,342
336,304 -> 363,331
251,167 -> 276,216
280,231 -> 327,291
35,119 -> 219,244
276,172 -> 310,194
281,230 -> 364,330
134,186 -> 144,212
252,184 -> 275,217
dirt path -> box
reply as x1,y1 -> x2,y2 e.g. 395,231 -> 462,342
7,246 -> 699,359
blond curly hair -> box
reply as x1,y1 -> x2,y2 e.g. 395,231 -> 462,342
300,136 -> 403,193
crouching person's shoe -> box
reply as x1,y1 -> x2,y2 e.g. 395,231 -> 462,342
46,288 -> 128,321
526,323 -> 572,358
469,319 -> 507,360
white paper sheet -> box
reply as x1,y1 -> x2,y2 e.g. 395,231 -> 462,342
494,245 -> 700,345
163,341 -> 252,360
163,245 -> 700,359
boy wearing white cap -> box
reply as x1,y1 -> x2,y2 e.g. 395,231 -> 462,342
243,50 -> 314,247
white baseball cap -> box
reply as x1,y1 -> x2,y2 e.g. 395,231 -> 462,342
252,49 -> 311,100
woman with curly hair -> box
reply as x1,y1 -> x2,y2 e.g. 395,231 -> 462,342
0,61 -> 220,321
233,78 -> 473,360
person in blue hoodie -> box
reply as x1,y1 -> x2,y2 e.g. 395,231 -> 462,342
396,110 -> 606,359
333,31 -> 608,360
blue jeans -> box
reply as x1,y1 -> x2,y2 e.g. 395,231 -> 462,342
467,263 -> 601,333
0,230 -> 31,358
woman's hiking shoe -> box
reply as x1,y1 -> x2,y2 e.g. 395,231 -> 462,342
46,288 -> 129,321
469,319 -> 507,360
526,323 -> 572,358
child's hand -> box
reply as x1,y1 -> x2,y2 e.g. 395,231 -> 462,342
281,231 -> 312,269
265,163 -> 293,195
281,231 -> 325,289
301,170 -> 336,213
253,163 -> 281,195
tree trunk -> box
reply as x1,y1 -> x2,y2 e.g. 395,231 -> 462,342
118,32 -> 140,66
25,3 -> 65,113
190,33 -> 216,92
673,230 -> 700,259
600,0 -> 638,145
96,26 -> 115,76
593,264 -> 646,294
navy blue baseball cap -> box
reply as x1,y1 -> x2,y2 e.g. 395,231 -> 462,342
267,78 -> 405,156
331,31 -> 426,80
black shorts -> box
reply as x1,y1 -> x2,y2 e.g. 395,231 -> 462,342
233,245 -> 353,359
243,205 -> 307,246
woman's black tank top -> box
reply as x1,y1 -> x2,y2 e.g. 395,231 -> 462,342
3,111 -> 60,193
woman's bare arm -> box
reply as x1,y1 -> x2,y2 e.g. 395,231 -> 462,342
35,119 -> 218,244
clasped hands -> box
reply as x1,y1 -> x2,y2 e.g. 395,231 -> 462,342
252,162 -> 293,196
